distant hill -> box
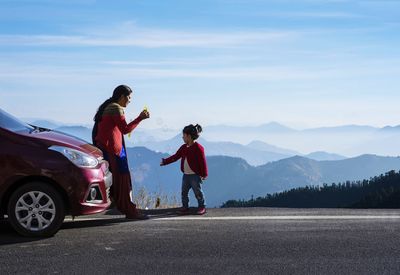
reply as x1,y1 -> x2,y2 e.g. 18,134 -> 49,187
222,170 -> 400,209
305,151 -> 347,161
29,119 -> 61,129
48,125 -> 294,166
28,120 -> 397,207
55,126 -> 92,142
22,118 -> 400,159
379,125 -> 400,133
205,123 -> 382,136
303,125 -> 378,134
135,134 -> 297,166
318,154 -> 400,182
199,139 -> 291,166
205,122 -> 296,134
135,134 -> 346,165
16,117 -> 400,207
125,147 -> 179,195
201,122 -> 400,157
246,140 -> 300,155
124,147 -> 400,207
41,124 -> 351,165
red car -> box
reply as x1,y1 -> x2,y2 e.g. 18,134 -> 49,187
0,108 -> 112,237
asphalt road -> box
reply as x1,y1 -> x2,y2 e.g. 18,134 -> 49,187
1,208 -> 400,275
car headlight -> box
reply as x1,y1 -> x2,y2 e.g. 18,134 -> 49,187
49,146 -> 99,168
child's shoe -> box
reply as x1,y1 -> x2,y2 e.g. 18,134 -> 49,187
178,207 -> 190,215
197,207 -> 207,215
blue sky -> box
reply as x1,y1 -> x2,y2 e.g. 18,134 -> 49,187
0,0 -> 399,129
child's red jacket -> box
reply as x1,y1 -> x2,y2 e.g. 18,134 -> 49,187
162,142 -> 208,178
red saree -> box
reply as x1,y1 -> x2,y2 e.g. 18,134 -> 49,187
94,103 -> 143,218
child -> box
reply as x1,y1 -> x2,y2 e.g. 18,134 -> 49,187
160,124 -> 208,215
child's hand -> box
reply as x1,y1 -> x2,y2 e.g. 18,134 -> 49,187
201,177 -> 207,181
160,159 -> 165,166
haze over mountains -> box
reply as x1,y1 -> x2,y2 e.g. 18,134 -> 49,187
23,118 -> 400,207
203,122 -> 400,157
29,119 -> 351,165
29,119 -> 400,163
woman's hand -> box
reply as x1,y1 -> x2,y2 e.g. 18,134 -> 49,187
139,110 -> 150,120
160,159 -> 165,166
201,177 -> 207,181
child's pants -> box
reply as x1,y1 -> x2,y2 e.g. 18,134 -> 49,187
181,174 -> 205,208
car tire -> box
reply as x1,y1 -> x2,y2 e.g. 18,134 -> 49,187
7,182 -> 65,237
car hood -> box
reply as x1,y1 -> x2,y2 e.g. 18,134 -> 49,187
29,130 -> 103,158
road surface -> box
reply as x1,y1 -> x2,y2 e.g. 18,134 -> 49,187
1,208 -> 400,274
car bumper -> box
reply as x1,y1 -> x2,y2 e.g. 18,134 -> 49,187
70,164 -> 113,216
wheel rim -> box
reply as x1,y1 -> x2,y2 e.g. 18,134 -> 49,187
15,191 -> 56,231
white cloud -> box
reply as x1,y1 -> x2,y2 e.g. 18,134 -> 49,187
1,59 -> 399,82
0,25 -> 295,48
246,11 -> 365,19
271,11 -> 364,19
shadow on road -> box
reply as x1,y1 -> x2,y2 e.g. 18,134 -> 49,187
61,217 -> 129,230
141,207 -> 205,217
0,207 -> 185,245
142,207 -> 182,218
0,219 -> 50,245
105,207 -> 184,218
0,217 -> 136,245
62,206 -> 190,230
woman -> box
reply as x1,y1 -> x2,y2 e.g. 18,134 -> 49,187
93,85 -> 149,220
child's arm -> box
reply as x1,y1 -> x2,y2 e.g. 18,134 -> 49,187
160,145 -> 184,166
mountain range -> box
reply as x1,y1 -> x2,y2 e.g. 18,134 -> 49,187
29,119 -> 400,158
126,147 -> 400,207
22,118 -> 400,207
44,123 -> 347,165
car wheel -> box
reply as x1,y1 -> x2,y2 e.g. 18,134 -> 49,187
7,182 -> 65,237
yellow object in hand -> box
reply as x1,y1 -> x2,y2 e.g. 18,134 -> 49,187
142,105 -> 150,119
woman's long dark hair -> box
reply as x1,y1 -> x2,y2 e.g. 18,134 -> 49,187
92,85 -> 133,145
183,124 -> 202,140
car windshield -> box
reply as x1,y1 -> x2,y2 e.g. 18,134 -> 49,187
0,109 -> 34,133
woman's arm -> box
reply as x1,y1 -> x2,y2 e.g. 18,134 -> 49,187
114,111 -> 149,135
